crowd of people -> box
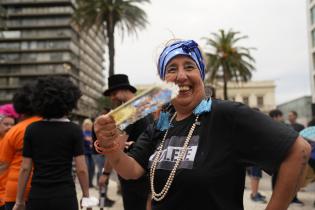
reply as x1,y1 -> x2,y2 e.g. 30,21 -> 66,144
0,77 -> 95,210
0,39 -> 314,210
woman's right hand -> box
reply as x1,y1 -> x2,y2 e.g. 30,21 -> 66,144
94,114 -> 119,148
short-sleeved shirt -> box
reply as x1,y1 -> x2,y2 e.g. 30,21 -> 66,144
0,116 -> 41,202
0,138 -> 8,206
128,100 -> 298,210
23,120 -> 84,199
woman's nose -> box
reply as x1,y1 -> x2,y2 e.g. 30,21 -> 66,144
176,68 -> 188,82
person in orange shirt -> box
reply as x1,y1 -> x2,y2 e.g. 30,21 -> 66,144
0,104 -> 18,210
0,84 -> 41,210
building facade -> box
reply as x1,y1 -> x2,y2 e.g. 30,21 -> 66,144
0,0 -> 106,118
213,80 -> 276,113
307,0 -> 315,115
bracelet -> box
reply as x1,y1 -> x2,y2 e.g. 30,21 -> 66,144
103,171 -> 111,176
94,140 -> 120,154
102,168 -> 111,176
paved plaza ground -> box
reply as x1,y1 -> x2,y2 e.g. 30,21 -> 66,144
77,172 -> 315,210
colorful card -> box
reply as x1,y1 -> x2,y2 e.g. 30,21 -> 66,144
109,82 -> 179,130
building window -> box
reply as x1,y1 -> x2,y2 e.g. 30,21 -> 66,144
311,6 -> 315,25
243,96 -> 249,105
0,78 -> 8,86
257,96 -> 264,107
312,30 -> 315,47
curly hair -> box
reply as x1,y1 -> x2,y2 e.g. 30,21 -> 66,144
13,83 -> 36,115
32,76 -> 82,119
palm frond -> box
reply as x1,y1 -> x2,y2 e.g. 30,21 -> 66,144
72,0 -> 150,76
203,29 -> 256,99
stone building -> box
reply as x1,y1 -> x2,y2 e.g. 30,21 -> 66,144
307,0 -> 315,115
208,80 -> 276,113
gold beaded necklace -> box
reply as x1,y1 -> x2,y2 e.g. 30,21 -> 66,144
150,112 -> 200,201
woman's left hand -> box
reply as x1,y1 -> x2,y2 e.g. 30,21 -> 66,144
12,202 -> 25,210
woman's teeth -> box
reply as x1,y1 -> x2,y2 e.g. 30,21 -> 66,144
179,86 -> 190,91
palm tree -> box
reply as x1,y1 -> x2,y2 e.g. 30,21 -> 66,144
73,0 -> 150,76
203,29 -> 255,100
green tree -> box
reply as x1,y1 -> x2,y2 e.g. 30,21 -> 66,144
73,0 -> 150,77
203,29 -> 255,100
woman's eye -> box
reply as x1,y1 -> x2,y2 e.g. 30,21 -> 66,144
184,64 -> 196,70
166,67 -> 177,73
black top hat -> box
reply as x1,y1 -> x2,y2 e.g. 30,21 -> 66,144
103,74 -> 137,96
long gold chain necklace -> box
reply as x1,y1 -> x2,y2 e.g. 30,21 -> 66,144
150,112 -> 200,201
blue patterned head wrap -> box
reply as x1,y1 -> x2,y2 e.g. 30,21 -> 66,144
158,40 -> 205,80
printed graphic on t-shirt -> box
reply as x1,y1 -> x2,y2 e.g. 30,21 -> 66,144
148,135 -> 199,170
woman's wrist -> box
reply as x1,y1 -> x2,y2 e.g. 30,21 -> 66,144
82,192 -> 89,197
102,168 -> 111,176
94,140 -> 120,154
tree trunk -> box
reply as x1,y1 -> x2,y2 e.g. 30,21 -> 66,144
223,69 -> 228,100
107,13 -> 115,77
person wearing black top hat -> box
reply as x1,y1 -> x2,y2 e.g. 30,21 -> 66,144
99,74 -> 153,210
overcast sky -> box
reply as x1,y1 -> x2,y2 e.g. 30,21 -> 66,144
112,0 -> 310,105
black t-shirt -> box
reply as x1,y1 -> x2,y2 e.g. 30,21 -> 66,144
125,114 -> 154,145
128,100 -> 298,210
290,123 -> 305,132
119,115 -> 153,187
23,121 -> 84,199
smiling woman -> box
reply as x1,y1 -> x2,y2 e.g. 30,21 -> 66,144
164,55 -> 205,120
158,40 -> 206,120
94,39 -> 311,210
